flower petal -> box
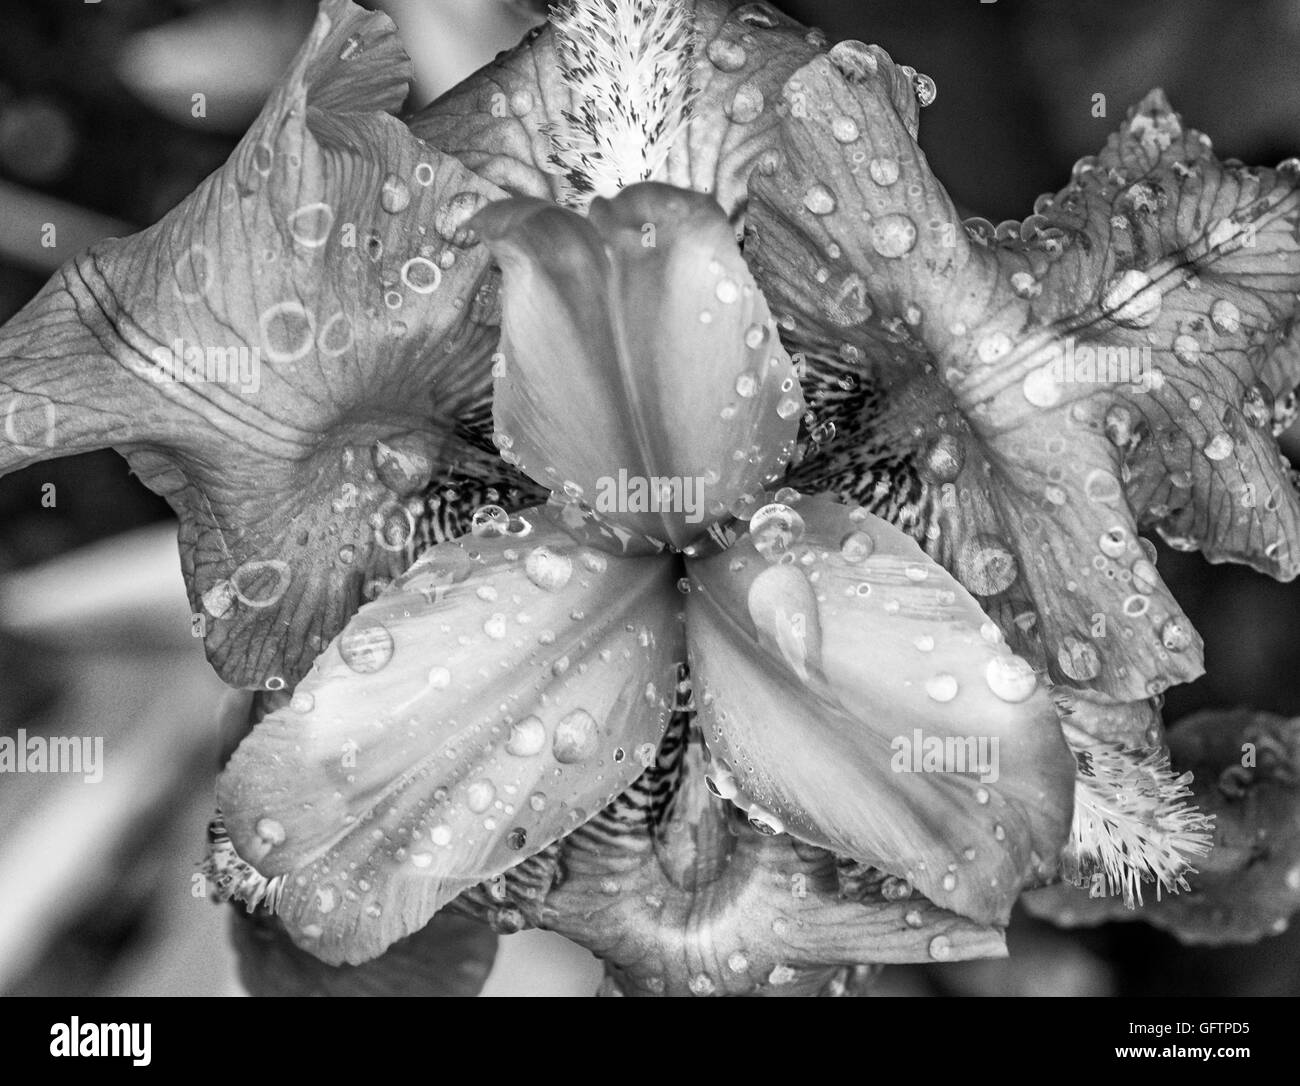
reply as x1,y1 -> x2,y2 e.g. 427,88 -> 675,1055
0,0 -> 516,688
475,183 -> 803,549
683,495 -> 1075,925
216,509 -> 684,964
408,0 -> 820,213
1025,708 -> 1300,945
748,53 -> 1300,701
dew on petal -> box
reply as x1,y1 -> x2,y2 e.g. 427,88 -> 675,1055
750,503 -> 806,561
985,655 -> 1038,702
553,709 -> 600,764
339,623 -> 395,674
803,184 -> 837,215
525,546 -> 574,591
506,716 -> 547,757
925,673 -> 959,702
869,213 -> 917,258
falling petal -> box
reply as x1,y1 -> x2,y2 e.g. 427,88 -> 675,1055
216,510 -> 684,963
683,495 -> 1075,925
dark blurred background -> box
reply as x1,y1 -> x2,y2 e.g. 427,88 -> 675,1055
1,0 -> 1298,996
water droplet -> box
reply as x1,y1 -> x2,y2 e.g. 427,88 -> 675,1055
977,332 -> 1011,363
727,84 -> 765,124
803,184 -> 837,215
430,824 -> 453,846
904,909 -> 924,928
471,504 -> 510,538
831,115 -> 860,143
1203,432 -> 1234,460
1209,298 -> 1241,334
428,666 -> 451,689
1101,269 -> 1161,327
1022,363 -> 1063,407
747,805 -> 785,836
372,439 -> 432,496
839,530 -> 874,563
483,613 -> 507,640
914,635 -> 935,652
289,691 -> 315,713
506,716 -> 547,757
434,191 -> 485,243
1099,526 -> 1128,558
869,213 -> 917,258
1172,334 -> 1200,365
735,372 -> 758,398
957,537 -> 1018,595
1104,404 -> 1134,447
1010,270 -> 1041,298
974,787 -> 990,805
466,779 -> 496,813
913,71 -> 938,107
727,950 -> 749,973
926,673 -> 959,702
1242,382 -> 1274,428
525,546 -> 574,591
339,623 -> 395,673
706,38 -> 748,71
1057,635 -> 1101,681
750,503 -> 806,561
506,827 -> 527,850
689,973 -> 717,996
867,156 -> 900,186
827,39 -> 879,80
928,934 -> 953,960
1160,618 -> 1192,652
985,655 -> 1038,702
941,872 -> 958,892
553,709 -> 599,763
715,277 -> 741,304
919,434 -> 964,483
380,174 -> 411,214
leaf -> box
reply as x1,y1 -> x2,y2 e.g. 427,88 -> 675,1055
746,49 -> 1300,704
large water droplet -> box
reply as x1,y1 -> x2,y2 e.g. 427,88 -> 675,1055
380,174 -> 411,214
839,530 -> 874,563
727,84 -> 765,124
706,38 -> 748,72
957,537 -> 1018,595
1203,432 -> 1234,460
1057,635 -> 1101,681
506,716 -> 547,757
869,213 -> 917,258
868,156 -> 900,186
926,673 -> 959,702
749,503 -> 806,562
747,805 -> 785,836
553,709 -> 599,763
985,655 -> 1038,702
339,622 -> 395,673
466,779 -> 496,813
1209,298 -> 1241,334
525,546 -> 574,591
471,504 -> 510,538
803,184 -> 837,215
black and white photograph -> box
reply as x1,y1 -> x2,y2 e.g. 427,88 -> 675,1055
0,0 -> 1296,1047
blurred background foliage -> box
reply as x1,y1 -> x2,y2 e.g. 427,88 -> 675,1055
1,0 -> 1299,996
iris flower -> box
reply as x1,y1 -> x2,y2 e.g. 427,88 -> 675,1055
3,0 -> 1298,993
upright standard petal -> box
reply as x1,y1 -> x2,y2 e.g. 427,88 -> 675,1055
475,183 -> 803,550
216,511 -> 684,963
0,0 -> 514,688
683,496 -> 1075,925
748,51 -> 1300,702
408,0 -> 821,214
